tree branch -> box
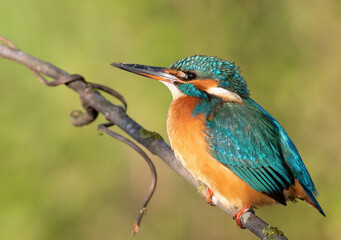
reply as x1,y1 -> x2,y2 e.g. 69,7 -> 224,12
0,37 -> 287,240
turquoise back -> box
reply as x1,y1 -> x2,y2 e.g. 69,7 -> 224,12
193,97 -> 322,212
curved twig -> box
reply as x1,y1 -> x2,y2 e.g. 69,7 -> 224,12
70,102 -> 99,127
0,36 -> 99,126
0,36 -> 18,49
35,73 -> 85,87
70,82 -> 127,126
98,123 -> 157,236
0,37 -> 82,87
89,82 -> 127,112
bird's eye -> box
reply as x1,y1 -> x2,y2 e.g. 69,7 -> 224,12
186,72 -> 197,80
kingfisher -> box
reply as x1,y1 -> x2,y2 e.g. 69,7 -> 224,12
112,55 -> 325,228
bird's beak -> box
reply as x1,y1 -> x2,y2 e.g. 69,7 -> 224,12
111,62 -> 185,84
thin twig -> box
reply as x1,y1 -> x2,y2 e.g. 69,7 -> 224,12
98,123 -> 157,236
34,72 -> 85,87
89,82 -> 127,112
0,36 -> 18,49
0,37 -> 82,87
0,36 -> 288,240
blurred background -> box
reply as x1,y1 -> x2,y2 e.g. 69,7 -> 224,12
0,0 -> 340,239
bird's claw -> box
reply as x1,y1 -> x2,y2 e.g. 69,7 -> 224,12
205,188 -> 215,206
233,205 -> 253,229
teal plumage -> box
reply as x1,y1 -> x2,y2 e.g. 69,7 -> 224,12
204,99 -> 294,194
196,97 -> 324,214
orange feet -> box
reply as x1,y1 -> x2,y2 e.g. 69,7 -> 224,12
205,188 -> 215,206
233,204 -> 253,229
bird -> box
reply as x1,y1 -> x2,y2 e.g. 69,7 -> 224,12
111,55 -> 325,228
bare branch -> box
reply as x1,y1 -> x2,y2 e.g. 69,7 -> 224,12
0,37 -> 287,240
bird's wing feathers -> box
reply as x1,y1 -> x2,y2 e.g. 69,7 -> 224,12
204,98 -> 318,203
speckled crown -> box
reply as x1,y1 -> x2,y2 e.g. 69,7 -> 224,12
170,55 -> 249,97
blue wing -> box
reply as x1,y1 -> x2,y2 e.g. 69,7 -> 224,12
199,98 -> 318,205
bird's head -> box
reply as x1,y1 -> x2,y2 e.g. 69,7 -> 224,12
112,55 -> 249,103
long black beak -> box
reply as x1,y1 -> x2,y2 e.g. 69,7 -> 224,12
111,62 -> 183,83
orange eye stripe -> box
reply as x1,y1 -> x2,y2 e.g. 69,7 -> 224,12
189,79 -> 219,91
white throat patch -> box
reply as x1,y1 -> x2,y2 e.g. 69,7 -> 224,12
161,81 -> 183,100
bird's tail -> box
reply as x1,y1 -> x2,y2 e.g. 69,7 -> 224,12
302,185 -> 326,217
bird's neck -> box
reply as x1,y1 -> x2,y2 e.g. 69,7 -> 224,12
167,96 -> 205,147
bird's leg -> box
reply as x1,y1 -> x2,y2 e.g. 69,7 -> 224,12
233,204 -> 253,229
205,188 -> 215,206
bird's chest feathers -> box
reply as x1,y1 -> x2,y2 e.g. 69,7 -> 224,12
167,96 -> 214,179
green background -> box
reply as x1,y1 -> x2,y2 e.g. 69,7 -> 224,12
0,0 -> 340,239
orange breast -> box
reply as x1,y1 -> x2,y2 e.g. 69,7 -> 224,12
167,96 -> 276,211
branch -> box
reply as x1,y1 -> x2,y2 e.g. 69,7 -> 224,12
0,37 -> 287,240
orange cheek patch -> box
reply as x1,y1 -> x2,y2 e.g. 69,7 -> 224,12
190,79 -> 219,91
